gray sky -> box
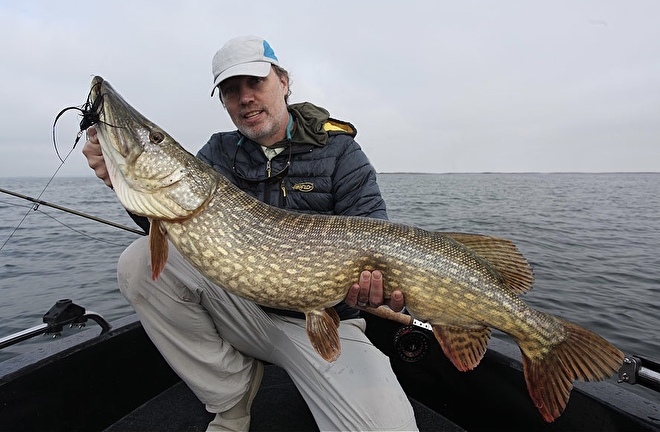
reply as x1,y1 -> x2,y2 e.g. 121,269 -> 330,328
1,0 -> 659,177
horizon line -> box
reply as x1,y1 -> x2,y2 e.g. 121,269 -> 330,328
1,171 -> 659,179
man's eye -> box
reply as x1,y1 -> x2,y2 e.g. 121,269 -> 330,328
222,86 -> 237,96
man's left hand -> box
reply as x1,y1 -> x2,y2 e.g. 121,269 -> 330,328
345,270 -> 405,312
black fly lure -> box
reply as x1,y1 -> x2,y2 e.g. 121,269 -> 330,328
52,81 -> 105,163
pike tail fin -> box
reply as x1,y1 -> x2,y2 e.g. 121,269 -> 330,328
305,308 -> 341,362
521,319 -> 624,422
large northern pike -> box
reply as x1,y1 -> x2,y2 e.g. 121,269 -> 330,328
86,76 -> 623,422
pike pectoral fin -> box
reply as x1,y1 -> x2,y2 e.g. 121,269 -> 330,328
305,308 -> 341,362
432,325 -> 491,371
149,220 -> 168,280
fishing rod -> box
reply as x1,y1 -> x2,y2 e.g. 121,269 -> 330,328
378,303 -> 660,394
619,355 -> 660,393
0,97 -> 145,242
0,186 -> 145,236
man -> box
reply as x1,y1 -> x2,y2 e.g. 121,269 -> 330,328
83,35 -> 417,431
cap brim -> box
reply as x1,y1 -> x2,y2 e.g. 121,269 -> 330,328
212,61 -> 272,92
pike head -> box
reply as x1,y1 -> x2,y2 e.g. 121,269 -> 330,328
88,76 -> 218,221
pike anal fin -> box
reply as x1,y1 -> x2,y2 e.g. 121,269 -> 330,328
149,219 -> 168,280
305,308 -> 341,362
432,325 -> 491,371
521,319 -> 624,423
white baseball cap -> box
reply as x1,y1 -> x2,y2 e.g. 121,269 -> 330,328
211,36 -> 280,96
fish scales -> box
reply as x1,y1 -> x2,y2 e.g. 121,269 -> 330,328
166,177 -> 567,351
166,185 -> 492,314
87,76 -> 624,423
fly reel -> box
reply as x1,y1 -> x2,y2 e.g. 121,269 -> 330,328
393,325 -> 432,362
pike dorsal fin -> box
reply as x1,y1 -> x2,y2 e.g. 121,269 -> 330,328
432,324 -> 491,371
444,232 -> 534,295
149,219 -> 169,280
305,308 -> 341,362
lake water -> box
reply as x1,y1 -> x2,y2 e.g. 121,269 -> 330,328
1,173 -> 658,402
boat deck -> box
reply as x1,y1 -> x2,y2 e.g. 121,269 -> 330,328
3,313 -> 659,432
104,364 -> 465,431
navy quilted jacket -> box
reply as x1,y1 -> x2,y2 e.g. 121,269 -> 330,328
197,103 -> 387,220
196,102 -> 388,320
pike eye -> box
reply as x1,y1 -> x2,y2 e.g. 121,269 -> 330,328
149,131 -> 165,143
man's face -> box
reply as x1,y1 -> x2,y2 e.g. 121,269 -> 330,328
219,68 -> 289,147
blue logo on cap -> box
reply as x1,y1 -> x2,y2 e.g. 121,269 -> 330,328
263,40 -> 278,61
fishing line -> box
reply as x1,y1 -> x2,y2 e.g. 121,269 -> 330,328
1,84 -> 139,251
0,152 -> 76,252
0,199 -> 134,248
51,81 -> 103,163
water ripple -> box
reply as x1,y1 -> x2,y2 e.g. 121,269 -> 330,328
1,174 -> 659,402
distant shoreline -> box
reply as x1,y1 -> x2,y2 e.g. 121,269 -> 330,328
377,171 -> 660,175
1,172 -> 659,179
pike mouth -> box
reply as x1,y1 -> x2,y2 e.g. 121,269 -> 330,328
91,75 -> 104,95
89,77 -> 138,159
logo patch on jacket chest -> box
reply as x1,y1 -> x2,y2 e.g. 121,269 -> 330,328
292,182 -> 314,192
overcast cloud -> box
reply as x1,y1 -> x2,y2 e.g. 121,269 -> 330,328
1,0 -> 659,177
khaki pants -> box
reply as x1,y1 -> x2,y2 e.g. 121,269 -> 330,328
117,237 -> 418,431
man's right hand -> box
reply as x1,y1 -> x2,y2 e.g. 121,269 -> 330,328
81,126 -> 113,188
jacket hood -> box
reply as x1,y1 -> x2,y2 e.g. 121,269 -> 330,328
287,102 -> 356,147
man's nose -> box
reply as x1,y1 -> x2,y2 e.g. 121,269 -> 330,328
238,85 -> 255,104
